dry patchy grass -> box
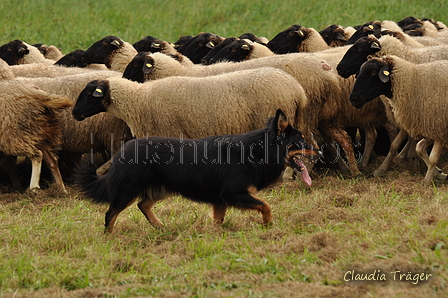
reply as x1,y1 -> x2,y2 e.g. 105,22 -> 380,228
0,159 -> 447,298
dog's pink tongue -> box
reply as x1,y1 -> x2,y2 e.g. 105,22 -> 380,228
298,160 -> 312,187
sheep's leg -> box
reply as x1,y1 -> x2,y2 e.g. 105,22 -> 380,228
0,153 -> 22,189
282,167 -> 295,182
360,125 -> 377,168
416,139 -> 447,181
96,159 -> 112,176
422,140 -> 444,185
382,121 -> 399,144
324,125 -> 361,175
405,138 -> 420,169
396,137 -> 415,161
373,129 -> 408,177
318,130 -> 351,172
41,146 -> 67,193
29,152 -> 43,190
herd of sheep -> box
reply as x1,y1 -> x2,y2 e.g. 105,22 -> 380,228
0,15 -> 447,193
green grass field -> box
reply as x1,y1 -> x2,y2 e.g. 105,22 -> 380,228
1,0 -> 447,53
0,0 -> 447,297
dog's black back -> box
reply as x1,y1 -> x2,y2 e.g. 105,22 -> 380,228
76,109 -> 319,232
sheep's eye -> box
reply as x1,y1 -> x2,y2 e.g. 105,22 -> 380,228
357,47 -> 365,52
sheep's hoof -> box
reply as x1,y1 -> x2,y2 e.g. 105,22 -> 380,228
373,168 -> 387,177
24,187 -> 40,197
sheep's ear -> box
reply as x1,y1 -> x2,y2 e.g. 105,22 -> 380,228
378,66 -> 391,83
296,29 -> 306,37
111,40 -> 121,48
371,41 -> 381,50
275,109 -> 289,134
363,24 -> 375,32
151,42 -> 161,49
93,87 -> 105,97
142,62 -> 153,74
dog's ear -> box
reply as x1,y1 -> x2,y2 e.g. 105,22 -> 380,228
275,109 -> 289,134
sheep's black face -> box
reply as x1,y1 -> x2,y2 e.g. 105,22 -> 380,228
123,52 -> 154,83
346,21 -> 382,45
336,37 -> 381,78
397,16 -> 421,28
201,37 -> 236,65
55,49 -> 86,67
177,33 -> 222,64
0,39 -> 29,65
349,59 -> 393,108
267,24 -> 306,54
82,36 -> 122,65
133,36 -> 163,53
239,33 -> 265,44
209,39 -> 250,64
72,80 -> 109,121
319,25 -> 347,46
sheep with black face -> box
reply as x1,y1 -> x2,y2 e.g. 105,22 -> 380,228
350,55 -> 448,184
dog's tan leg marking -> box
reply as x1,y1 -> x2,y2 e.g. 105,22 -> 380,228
104,208 -> 119,234
138,199 -> 164,228
247,185 -> 258,194
104,198 -> 138,233
213,204 -> 227,224
250,195 -> 273,225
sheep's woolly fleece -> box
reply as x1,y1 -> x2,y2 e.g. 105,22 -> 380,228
80,67 -> 308,139
15,70 -> 132,155
109,41 -> 138,72
18,42 -> 55,64
376,34 -> 448,62
10,62 -> 110,78
0,80 -> 72,157
380,55 -> 448,141
140,52 -> 341,135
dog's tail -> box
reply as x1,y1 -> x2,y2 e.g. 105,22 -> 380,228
75,158 -> 110,204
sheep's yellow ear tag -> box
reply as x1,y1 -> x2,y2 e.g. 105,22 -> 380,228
371,41 -> 381,50
112,40 -> 121,47
298,30 -> 305,37
379,68 -> 391,83
93,88 -> 104,97
368,25 -> 374,29
143,62 -> 153,74
242,44 -> 250,50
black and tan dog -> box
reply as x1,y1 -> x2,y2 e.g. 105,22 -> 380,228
76,109 -> 320,232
